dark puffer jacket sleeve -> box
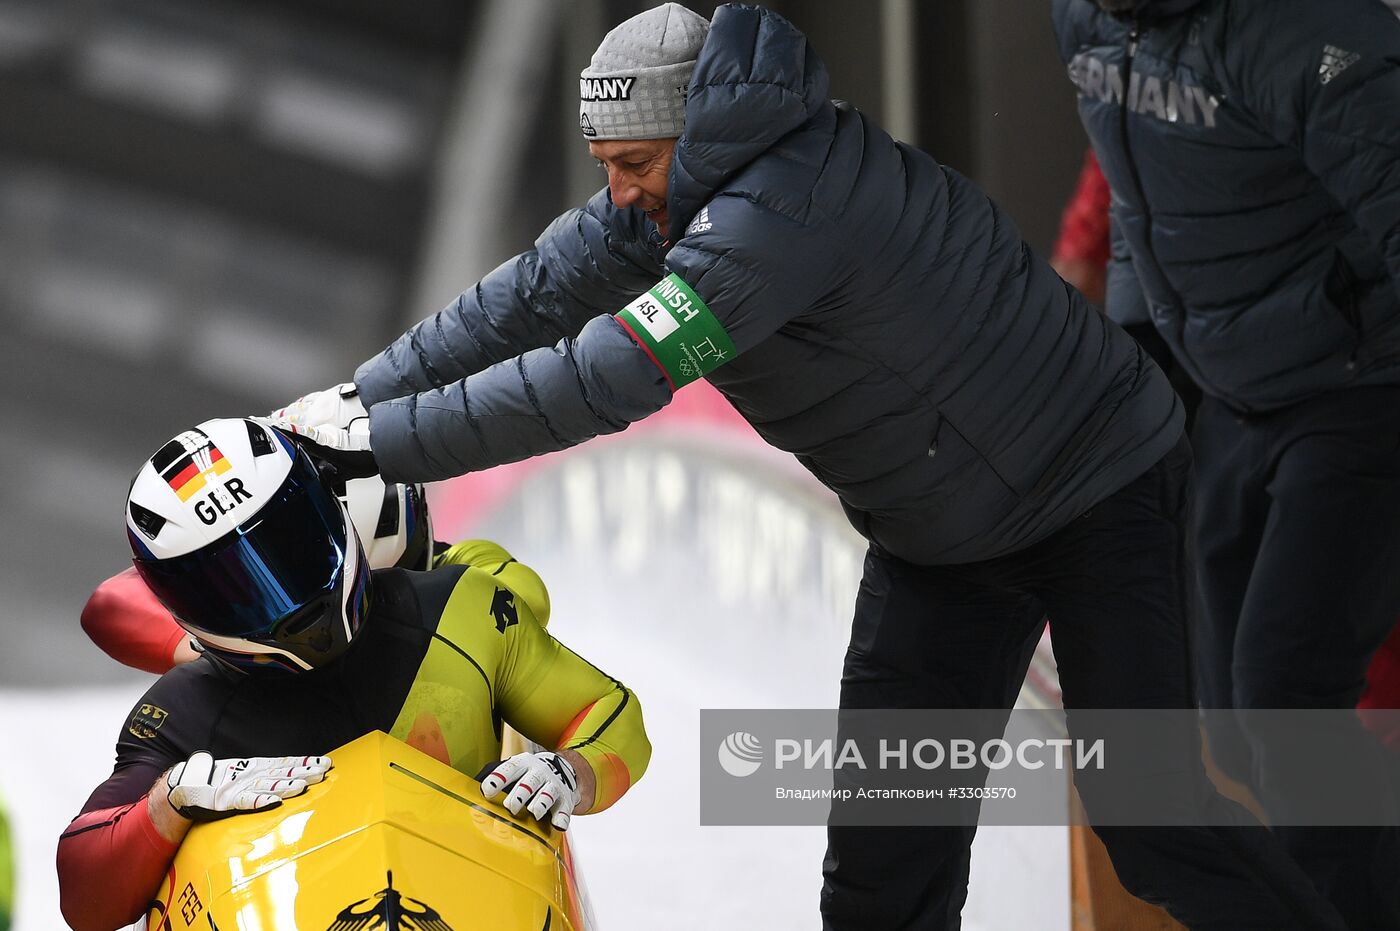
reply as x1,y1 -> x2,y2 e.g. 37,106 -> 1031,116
1229,0 -> 1400,302
355,187 -> 661,407
367,314 -> 672,483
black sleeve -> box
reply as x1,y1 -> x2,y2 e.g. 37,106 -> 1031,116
80,663 -> 224,813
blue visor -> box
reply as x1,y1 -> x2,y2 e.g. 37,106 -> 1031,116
134,454 -> 348,640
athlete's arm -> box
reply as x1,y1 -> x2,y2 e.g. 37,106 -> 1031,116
59,752 -> 325,931
81,567 -> 193,675
433,539 -> 551,627
434,544 -> 649,813
494,597 -> 651,815
58,761 -> 181,931
57,672 -> 200,930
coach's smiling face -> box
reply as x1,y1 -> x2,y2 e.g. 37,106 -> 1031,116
589,137 -> 677,236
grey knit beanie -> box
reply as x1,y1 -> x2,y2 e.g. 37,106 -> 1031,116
579,3 -> 710,141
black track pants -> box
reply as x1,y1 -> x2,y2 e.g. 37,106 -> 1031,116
1194,387 -> 1400,930
820,438 -> 1346,931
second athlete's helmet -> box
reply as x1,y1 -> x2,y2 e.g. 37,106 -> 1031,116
338,474 -> 433,572
126,418 -> 371,673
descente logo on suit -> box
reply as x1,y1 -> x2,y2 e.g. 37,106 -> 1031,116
580,76 -> 635,101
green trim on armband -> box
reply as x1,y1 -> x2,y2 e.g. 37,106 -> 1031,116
614,273 -> 737,388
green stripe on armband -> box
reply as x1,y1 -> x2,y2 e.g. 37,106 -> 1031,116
614,273 -> 737,388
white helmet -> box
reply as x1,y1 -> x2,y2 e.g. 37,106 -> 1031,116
127,418 -> 371,673
339,475 -> 433,572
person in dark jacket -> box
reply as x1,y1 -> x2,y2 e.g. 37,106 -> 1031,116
271,5 -> 1347,928
1053,0 -> 1400,926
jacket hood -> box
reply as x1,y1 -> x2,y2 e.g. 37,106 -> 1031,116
667,3 -> 829,241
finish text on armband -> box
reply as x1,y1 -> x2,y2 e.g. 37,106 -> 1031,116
654,275 -> 702,322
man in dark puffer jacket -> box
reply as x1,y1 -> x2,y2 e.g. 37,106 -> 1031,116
271,5 -> 1345,927
1054,0 -> 1400,926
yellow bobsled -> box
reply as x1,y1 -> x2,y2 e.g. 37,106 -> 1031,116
144,731 -> 595,931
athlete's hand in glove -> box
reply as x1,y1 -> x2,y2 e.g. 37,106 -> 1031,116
481,751 -> 579,831
165,751 -> 333,821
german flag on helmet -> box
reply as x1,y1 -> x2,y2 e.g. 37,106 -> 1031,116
151,429 -> 233,503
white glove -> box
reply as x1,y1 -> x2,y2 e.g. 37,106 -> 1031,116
276,417 -> 373,454
271,382 -> 366,432
166,751 -> 332,821
481,751 -> 579,831
267,383 -> 370,452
